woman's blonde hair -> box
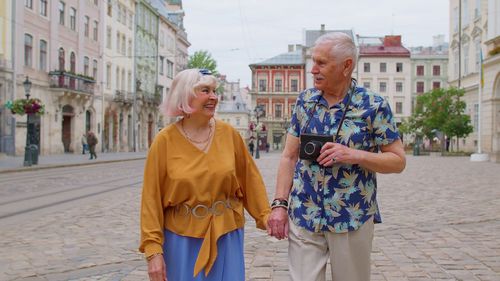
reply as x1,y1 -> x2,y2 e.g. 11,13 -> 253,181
160,68 -> 218,117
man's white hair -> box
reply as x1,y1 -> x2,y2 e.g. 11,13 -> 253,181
314,32 -> 357,65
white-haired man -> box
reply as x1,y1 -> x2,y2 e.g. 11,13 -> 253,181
267,32 -> 406,281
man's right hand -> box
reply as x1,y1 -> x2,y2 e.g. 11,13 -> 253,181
267,207 -> 289,240
148,254 -> 167,281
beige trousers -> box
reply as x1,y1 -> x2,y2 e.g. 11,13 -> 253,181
288,218 -> 374,281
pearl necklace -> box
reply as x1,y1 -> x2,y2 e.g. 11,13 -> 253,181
181,118 -> 214,144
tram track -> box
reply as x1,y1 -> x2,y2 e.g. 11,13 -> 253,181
0,161 -> 144,224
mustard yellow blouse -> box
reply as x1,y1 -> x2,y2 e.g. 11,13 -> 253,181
139,120 -> 270,277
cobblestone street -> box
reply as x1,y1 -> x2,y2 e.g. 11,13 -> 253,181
0,153 -> 499,281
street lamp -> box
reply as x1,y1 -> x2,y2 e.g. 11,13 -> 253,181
22,76 -> 35,167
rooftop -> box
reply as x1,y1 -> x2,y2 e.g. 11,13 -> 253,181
250,50 -> 304,66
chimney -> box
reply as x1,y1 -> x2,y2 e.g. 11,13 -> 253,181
383,35 -> 402,47
288,44 -> 294,52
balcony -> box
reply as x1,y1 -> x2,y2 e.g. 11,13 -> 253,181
48,71 -> 95,94
113,90 -> 134,106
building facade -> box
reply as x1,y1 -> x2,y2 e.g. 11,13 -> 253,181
358,35 -> 412,126
216,78 -> 250,141
11,0 -> 103,155
0,0 -> 15,155
449,0 -> 500,161
409,36 -> 449,111
249,46 -> 305,151
103,0 -> 136,152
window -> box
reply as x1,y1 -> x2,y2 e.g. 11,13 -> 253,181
433,65 -> 441,76
69,8 -> 76,30
275,104 -> 283,118
116,67 -> 120,90
433,81 -> 441,89
128,71 -> 132,91
121,35 -> 126,54
116,32 -> 120,52
25,0 -> 33,9
474,0 -> 481,18
70,52 -> 75,72
363,62 -> 370,72
363,82 -> 370,89
106,64 -> 111,89
463,0 -> 469,26
274,79 -> 282,92
474,39 -> 481,72
259,79 -> 267,92
59,1 -> 65,25
416,65 -> 424,76
159,56 -> 164,75
290,79 -> 298,92
379,82 -> 386,92
396,82 -> 403,92
107,0 -> 112,16
128,39 -> 132,56
463,44 -> 469,75
396,62 -> 403,72
94,0 -> 98,6
395,102 -> 403,114
84,56 -> 89,76
416,81 -> 425,93
39,40 -> 47,71
93,21 -> 98,41
58,48 -> 65,70
380,62 -> 386,73
454,49 -> 459,78
92,60 -> 98,79
166,60 -> 174,78
84,16 -> 89,37
24,34 -> 33,67
453,7 -> 459,32
106,27 -> 111,49
40,0 -> 47,16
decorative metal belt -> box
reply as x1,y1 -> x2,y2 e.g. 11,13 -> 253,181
175,198 -> 237,219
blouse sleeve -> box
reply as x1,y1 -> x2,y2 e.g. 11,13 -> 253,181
233,129 -> 271,230
138,134 -> 167,257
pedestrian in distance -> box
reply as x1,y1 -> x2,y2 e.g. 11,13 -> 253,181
248,141 -> 255,156
267,32 -> 406,281
139,68 -> 271,281
81,133 -> 88,154
86,131 -> 98,160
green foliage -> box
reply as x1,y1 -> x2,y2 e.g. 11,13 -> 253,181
406,87 -> 473,149
5,98 -> 45,116
187,50 -> 218,74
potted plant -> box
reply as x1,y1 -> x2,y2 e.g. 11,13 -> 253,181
5,98 -> 46,116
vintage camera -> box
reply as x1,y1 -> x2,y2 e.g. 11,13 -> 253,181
299,133 -> 334,160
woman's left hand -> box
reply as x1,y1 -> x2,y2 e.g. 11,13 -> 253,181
317,142 -> 362,167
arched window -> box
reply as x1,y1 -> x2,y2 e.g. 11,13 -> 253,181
58,47 -> 65,71
70,52 -> 76,72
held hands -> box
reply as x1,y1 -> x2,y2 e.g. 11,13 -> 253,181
148,254 -> 167,281
317,142 -> 362,167
267,207 -> 289,240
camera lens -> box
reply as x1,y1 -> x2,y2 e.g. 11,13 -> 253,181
304,142 -> 317,155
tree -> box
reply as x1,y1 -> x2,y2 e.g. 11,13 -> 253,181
187,50 -> 218,74
408,87 -> 473,152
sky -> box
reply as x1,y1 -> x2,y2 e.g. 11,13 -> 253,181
182,0 -> 450,88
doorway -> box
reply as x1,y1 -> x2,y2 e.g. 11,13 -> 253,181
61,105 -> 74,152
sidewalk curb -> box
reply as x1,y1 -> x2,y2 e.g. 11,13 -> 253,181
0,157 -> 146,174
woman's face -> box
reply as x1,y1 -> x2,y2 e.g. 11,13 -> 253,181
190,84 -> 218,118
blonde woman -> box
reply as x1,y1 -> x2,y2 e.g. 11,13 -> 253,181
139,68 -> 270,281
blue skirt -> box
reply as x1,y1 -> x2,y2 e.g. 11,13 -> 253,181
163,228 -> 245,281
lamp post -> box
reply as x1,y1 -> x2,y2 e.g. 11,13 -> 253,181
254,105 -> 264,159
23,76 -> 34,167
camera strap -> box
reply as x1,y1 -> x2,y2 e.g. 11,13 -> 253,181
301,78 -> 357,141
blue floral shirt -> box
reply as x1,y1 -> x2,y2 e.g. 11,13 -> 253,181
287,86 -> 400,233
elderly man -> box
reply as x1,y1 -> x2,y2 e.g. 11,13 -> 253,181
267,32 -> 406,281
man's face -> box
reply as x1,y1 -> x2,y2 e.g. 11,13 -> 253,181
311,42 -> 345,94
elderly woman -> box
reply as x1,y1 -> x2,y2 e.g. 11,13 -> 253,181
139,68 -> 271,281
